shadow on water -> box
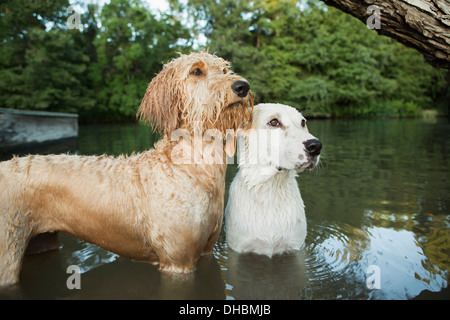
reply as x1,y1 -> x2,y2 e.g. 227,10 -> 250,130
1,118 -> 449,299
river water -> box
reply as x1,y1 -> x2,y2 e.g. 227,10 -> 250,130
3,118 -> 449,299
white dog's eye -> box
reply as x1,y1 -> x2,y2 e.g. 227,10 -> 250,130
301,119 -> 306,127
268,119 -> 280,127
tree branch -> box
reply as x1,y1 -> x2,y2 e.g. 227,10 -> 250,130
322,0 -> 450,68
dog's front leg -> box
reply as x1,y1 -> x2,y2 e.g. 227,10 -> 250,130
0,209 -> 33,287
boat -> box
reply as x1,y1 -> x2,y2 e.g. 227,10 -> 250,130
0,108 -> 78,157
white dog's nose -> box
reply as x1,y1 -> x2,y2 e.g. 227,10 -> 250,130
304,139 -> 322,156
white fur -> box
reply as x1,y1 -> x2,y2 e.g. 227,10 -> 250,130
225,103 -> 320,257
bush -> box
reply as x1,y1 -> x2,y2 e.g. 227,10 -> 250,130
360,100 -> 422,118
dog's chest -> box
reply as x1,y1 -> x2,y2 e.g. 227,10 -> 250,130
172,163 -> 227,219
252,195 -> 304,233
236,174 -> 306,235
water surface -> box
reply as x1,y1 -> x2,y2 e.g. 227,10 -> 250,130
3,118 -> 449,299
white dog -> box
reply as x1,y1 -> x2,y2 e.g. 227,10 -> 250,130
225,103 -> 321,257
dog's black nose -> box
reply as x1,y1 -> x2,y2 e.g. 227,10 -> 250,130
304,139 -> 322,156
232,81 -> 250,98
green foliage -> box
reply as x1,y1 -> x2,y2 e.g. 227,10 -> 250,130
187,0 -> 448,118
0,0 -> 191,122
0,0 -> 94,113
357,100 -> 422,118
88,0 -> 191,122
0,0 -> 447,121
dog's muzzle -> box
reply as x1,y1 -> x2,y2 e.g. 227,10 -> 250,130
295,138 -> 322,172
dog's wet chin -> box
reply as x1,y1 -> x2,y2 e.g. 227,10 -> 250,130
227,94 -> 253,109
227,99 -> 249,109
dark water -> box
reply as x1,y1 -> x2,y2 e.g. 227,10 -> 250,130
2,118 -> 449,299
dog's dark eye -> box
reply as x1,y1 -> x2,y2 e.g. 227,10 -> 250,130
301,119 -> 306,127
268,119 -> 280,127
191,68 -> 203,76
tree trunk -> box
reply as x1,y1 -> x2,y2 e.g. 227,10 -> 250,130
322,0 -> 450,69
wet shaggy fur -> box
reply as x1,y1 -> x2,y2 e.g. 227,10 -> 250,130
0,52 -> 253,286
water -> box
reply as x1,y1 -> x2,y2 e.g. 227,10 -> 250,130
2,118 -> 449,299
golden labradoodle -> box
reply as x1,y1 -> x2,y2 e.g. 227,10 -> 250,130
0,52 -> 253,286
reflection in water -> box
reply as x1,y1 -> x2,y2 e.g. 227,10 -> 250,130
62,235 -> 117,274
226,249 -> 308,300
16,239 -> 225,300
0,119 -> 448,299
303,219 -> 448,299
65,254 -> 225,300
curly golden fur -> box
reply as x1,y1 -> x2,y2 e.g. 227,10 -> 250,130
0,52 -> 253,286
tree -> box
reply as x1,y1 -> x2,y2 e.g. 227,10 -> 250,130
186,0 -> 448,117
0,0 -> 94,113
322,0 -> 450,69
1,0 -> 447,119
0,0 -> 193,122
87,0 -> 192,122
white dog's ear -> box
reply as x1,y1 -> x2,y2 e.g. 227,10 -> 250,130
137,66 -> 183,138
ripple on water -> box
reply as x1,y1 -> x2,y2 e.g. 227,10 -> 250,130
216,216 -> 448,300
303,219 -> 448,300
303,223 -> 371,299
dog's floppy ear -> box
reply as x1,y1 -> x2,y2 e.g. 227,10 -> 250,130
227,111 -> 253,158
239,110 -> 254,132
137,66 -> 182,138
